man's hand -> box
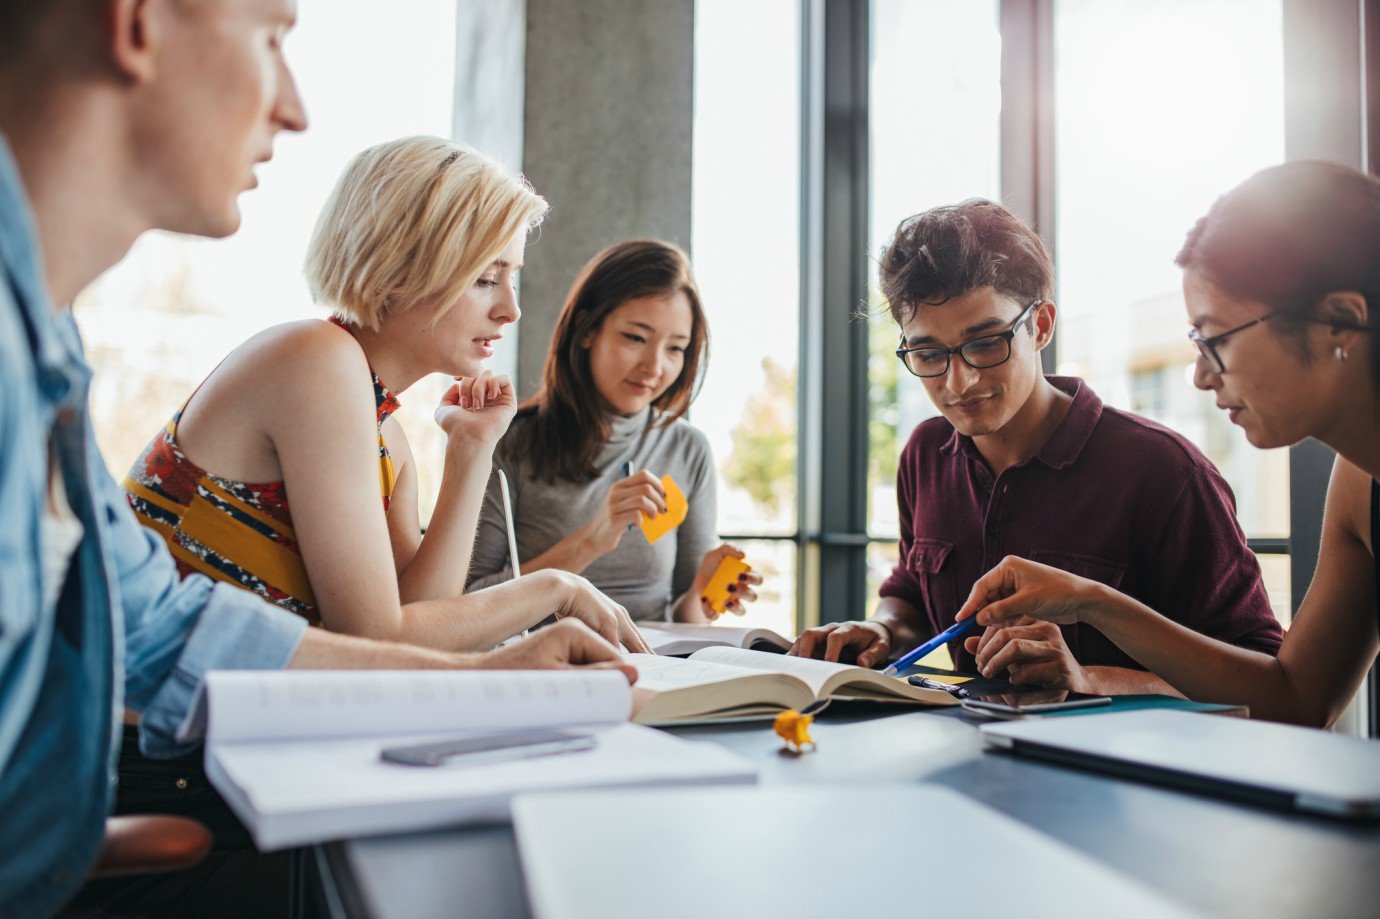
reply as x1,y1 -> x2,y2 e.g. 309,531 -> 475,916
542,570 -> 652,654
788,621 -> 893,668
475,619 -> 638,683
964,617 -> 1093,692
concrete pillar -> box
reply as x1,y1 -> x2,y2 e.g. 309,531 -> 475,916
454,0 -> 695,397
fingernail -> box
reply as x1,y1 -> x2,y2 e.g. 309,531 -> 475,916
700,596 -> 709,604
727,584 -> 738,593
737,573 -> 748,581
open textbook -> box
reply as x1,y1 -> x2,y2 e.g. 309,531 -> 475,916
628,647 -> 960,725
203,670 -> 755,850
638,622 -> 794,655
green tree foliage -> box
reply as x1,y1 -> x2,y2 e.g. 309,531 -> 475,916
720,309 -> 905,524
722,357 -> 796,516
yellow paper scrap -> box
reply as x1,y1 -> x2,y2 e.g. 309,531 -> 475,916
701,557 -> 751,614
639,475 -> 688,544
774,710 -> 816,752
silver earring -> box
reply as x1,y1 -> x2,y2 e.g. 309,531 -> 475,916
1335,346 -> 1348,363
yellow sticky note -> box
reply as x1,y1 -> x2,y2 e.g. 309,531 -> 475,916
639,475 -> 688,544
701,556 -> 751,614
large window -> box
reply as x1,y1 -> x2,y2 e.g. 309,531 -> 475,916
692,0 -> 1320,641
1052,0 -> 1292,622
691,0 -> 801,637
866,0 -> 1003,605
79,0 -> 461,523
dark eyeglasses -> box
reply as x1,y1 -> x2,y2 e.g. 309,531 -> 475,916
1188,307 -> 1372,374
895,299 -> 1041,379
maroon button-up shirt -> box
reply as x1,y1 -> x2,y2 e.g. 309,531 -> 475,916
879,376 -> 1284,673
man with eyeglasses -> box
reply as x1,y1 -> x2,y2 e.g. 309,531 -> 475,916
790,199 -> 1283,694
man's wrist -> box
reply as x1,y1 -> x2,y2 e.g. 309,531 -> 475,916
1073,665 -> 1100,695
868,619 -> 896,645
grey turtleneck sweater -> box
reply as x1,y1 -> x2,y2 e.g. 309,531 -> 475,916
466,407 -> 718,621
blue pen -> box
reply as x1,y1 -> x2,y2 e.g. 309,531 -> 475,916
621,460 -> 635,531
881,616 -> 981,677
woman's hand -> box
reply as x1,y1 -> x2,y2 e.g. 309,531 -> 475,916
955,556 -> 1108,629
690,544 -> 762,620
435,371 -> 517,451
539,570 -> 653,654
579,470 -> 667,555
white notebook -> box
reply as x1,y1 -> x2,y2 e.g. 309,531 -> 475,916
202,670 -> 756,850
514,786 -> 1189,919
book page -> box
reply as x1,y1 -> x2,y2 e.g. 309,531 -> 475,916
688,647 -> 859,697
638,623 -> 792,655
206,670 -> 632,745
623,653 -> 773,692
624,654 -> 813,723
687,648 -> 956,706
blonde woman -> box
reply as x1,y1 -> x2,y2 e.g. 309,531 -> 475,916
123,136 -> 650,652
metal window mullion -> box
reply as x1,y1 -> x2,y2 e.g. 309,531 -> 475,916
999,0 -> 1057,373
813,0 -> 870,626
796,0 -> 826,630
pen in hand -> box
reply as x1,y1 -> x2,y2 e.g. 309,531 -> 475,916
620,460 -> 635,532
881,616 -> 980,677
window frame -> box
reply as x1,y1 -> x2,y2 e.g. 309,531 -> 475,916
794,0 -> 1345,644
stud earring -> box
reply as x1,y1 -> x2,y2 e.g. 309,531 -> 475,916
1335,346 -> 1348,363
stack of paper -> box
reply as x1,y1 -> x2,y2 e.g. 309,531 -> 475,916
203,670 -> 756,850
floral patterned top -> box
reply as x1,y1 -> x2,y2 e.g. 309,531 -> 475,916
122,321 -> 399,624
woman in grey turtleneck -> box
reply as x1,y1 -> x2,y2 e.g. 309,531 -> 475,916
467,240 -> 763,622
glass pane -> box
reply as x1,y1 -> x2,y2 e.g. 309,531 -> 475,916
692,0 -> 801,541
725,540 -> 798,640
1257,553 -> 1292,629
867,0 -> 1002,539
78,0 -> 460,524
1054,0 -> 1288,538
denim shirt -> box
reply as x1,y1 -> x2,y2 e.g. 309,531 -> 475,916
0,135 -> 308,917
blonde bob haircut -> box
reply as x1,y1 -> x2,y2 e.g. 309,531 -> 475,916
305,136 -> 548,330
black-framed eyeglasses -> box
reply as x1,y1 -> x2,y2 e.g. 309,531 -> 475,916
1186,310 -> 1293,374
895,299 -> 1041,379
1187,307 -> 1373,374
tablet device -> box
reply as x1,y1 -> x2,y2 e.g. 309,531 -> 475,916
961,689 -> 1111,717
982,710 -> 1380,820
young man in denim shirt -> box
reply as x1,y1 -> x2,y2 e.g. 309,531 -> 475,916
0,3 -> 634,915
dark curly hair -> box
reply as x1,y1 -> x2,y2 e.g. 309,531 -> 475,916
877,199 -> 1053,324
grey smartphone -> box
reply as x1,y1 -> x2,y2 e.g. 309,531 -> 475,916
960,690 -> 1112,717
379,729 -> 596,768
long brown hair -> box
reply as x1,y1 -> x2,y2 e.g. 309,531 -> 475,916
517,239 -> 709,483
